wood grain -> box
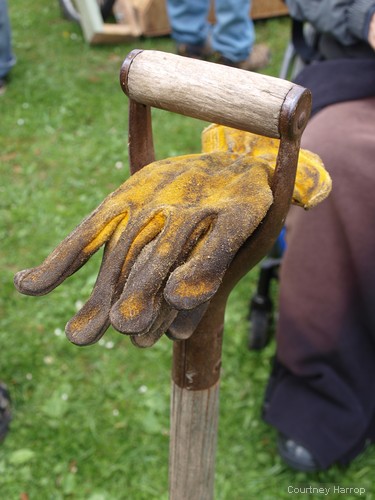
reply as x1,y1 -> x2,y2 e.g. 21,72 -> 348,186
124,50 -> 297,138
169,382 -> 220,500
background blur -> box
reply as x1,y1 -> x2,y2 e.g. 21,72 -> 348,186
1,2 -> 374,499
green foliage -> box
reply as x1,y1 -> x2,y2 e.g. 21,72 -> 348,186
1,2 -> 374,499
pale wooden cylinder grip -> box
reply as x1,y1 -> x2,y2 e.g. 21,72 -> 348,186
120,49 -> 301,139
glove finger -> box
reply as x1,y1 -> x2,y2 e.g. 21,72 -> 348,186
165,204 -> 271,311
66,211 -> 166,346
14,204 -> 130,296
130,298 -> 178,348
110,212 -> 211,336
166,302 -> 209,340
65,243 -> 125,346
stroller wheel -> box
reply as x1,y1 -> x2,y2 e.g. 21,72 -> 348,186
248,296 -> 273,350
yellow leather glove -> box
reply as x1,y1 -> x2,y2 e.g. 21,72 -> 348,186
14,125 -> 331,348
14,151 -> 273,347
202,124 -> 332,209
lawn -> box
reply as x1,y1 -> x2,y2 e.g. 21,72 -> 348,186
1,1 -> 374,499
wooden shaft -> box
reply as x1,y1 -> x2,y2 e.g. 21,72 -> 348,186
169,302 -> 225,500
168,297 -> 226,500
169,382 -> 220,500
120,49 -> 302,139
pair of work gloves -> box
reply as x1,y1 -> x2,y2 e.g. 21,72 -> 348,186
14,125 -> 331,348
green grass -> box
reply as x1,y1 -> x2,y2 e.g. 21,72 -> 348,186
1,2 -> 374,499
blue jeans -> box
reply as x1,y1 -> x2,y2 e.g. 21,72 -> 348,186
0,0 -> 16,79
166,0 -> 254,63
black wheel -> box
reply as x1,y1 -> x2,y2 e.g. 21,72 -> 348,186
58,0 -> 116,23
248,296 -> 273,350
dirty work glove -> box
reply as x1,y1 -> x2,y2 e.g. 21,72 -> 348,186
14,152 -> 274,347
202,124 -> 332,209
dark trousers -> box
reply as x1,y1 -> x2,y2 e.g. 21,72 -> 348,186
263,98 -> 375,469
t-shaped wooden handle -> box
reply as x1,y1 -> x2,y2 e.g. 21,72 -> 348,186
120,49 -> 310,140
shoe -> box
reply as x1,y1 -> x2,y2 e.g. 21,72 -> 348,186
176,42 -> 212,60
238,43 -> 271,71
176,42 -> 270,72
217,44 -> 270,71
277,433 -> 320,472
0,383 -> 11,441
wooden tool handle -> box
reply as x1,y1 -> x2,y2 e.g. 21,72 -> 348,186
120,49 -> 310,139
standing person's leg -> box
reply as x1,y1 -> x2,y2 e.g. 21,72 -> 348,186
212,0 -> 253,62
0,382 -> 11,441
166,0 -> 211,57
166,0 -> 269,70
212,0 -> 269,69
0,0 -> 16,91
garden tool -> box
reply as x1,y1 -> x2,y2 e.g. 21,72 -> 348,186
14,50 -> 329,499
